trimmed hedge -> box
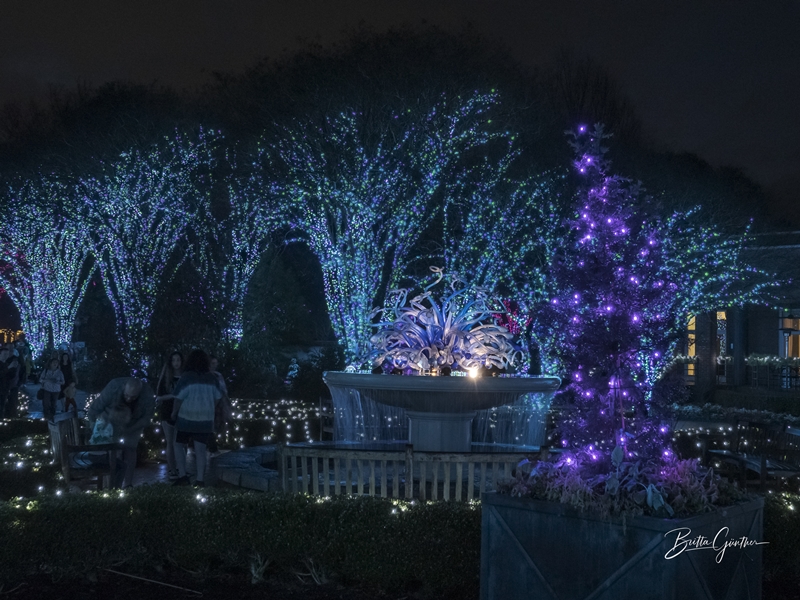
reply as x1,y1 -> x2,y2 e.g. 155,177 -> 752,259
0,487 -> 481,596
763,493 -> 800,586
2,487 -> 798,596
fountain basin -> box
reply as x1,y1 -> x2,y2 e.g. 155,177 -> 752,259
323,372 -> 561,452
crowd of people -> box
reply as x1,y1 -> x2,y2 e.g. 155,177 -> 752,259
85,348 -> 231,488
0,334 -> 33,418
3,336 -> 232,490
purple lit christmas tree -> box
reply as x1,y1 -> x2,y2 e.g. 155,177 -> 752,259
536,125 -> 775,462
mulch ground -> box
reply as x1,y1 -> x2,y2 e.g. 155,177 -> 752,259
4,572 -> 797,600
0,571 -> 445,600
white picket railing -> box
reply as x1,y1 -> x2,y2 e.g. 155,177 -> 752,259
277,444 -> 549,502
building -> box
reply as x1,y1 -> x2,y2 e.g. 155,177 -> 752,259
690,232 -> 800,413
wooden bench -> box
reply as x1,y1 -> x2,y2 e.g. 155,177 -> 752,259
705,420 -> 800,490
48,417 -> 118,490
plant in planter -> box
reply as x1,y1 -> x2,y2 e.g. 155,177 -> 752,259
503,446 -> 743,520
365,267 -> 519,373
486,422 -> 765,599
483,127 -> 774,600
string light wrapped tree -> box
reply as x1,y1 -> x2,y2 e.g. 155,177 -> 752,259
78,130 -> 219,373
195,150 -> 286,346
262,92 -> 514,363
440,158 -> 565,373
0,176 -> 93,355
535,125 -> 775,461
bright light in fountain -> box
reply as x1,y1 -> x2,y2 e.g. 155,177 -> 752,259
468,367 -> 478,378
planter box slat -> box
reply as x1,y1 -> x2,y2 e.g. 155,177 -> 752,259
481,493 -> 763,600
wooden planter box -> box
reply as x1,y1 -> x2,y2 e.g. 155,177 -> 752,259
481,492 -> 763,600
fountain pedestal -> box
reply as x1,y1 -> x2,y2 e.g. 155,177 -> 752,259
406,410 -> 476,452
323,372 -> 561,452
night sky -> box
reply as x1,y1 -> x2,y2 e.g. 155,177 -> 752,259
1,0 -> 799,205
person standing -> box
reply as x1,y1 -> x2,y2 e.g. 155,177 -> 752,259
156,351 -> 183,480
15,334 -> 33,385
59,352 -> 79,414
87,377 -> 155,488
0,346 -> 9,417
3,345 -> 21,418
39,357 -> 64,421
171,349 -> 222,487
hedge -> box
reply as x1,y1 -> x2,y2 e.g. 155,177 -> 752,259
0,487 -> 481,596
1,486 -> 798,597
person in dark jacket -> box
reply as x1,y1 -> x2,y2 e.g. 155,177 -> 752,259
3,345 -> 21,418
88,377 -> 155,488
0,346 -> 11,417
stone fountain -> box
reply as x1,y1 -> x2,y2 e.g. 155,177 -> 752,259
323,371 -> 560,452
322,268 -> 561,453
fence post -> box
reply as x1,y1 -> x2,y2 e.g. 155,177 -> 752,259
405,444 -> 414,500
276,443 -> 286,492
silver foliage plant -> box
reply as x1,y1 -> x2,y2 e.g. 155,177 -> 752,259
366,267 -> 520,373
